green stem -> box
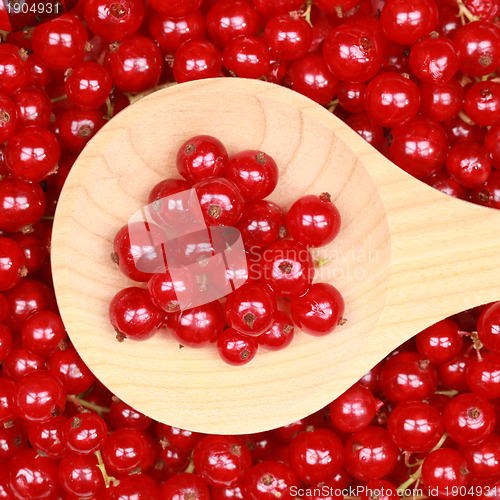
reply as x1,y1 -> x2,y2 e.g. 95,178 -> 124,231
456,0 -> 479,23
398,433 -> 448,494
458,110 -> 475,126
105,97 -> 115,120
67,394 -> 110,414
126,81 -> 178,105
95,450 -> 117,488
302,0 -> 313,27
315,256 -> 330,268
51,94 -> 68,103
434,389 -> 459,397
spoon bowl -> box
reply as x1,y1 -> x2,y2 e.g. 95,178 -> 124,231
52,78 -> 500,434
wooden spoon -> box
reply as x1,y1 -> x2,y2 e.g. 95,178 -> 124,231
52,78 -> 500,435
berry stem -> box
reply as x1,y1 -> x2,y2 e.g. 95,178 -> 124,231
397,432 -> 448,493
301,0 -> 314,27
67,394 -> 111,414
95,450 -> 117,488
315,256 -> 330,268
455,0 -> 480,23
51,94 -> 68,103
126,81 -> 178,105
458,110 -> 475,126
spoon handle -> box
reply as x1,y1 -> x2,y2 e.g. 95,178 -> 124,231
345,141 -> 500,355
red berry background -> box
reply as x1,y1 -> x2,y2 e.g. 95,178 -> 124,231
1,0 -> 500,497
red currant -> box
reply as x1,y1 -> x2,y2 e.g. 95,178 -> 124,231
83,0 -> 145,42
0,237 -> 26,291
460,433 -> 500,485
156,423 -> 202,451
217,327 -> 259,365
290,283 -> 345,336
258,311 -> 295,351
173,39 -> 222,83
172,301 -> 224,347
8,449 -> 58,499
344,112 -> 384,150
471,171 -> 500,209
103,427 -> 154,474
337,81 -> 366,113
379,351 -> 438,403
380,0 -> 438,45
28,415 -> 68,459
47,346 -> 96,395
389,116 -> 448,179
59,107 -> 106,153
244,460 -> 299,499
15,370 -> 66,422
194,177 -> 244,226
0,378 -> 16,424
477,302 -> 500,354
223,35 -> 271,79
194,434 -> 252,488
415,319 -> 464,365
421,449 -> 468,497
109,287 -> 165,341
419,78 -> 464,123
0,94 -> 18,143
237,200 -> 285,251
148,178 -> 192,228
259,240 -> 314,298
0,323 -> 12,362
226,150 -> 278,201
388,400 -> 444,453
2,279 -> 56,332
105,36 -> 164,93
264,14 -> 313,60
160,472 -> 210,499
5,126 -> 60,183
113,221 -> 167,282
150,9 -> 206,53
251,0 -> 303,17
344,427 -> 398,481
149,0 -> 203,18
286,193 -> 341,248
446,141 -> 492,189
20,310 -> 66,357
365,72 -> 420,128
453,21 -> 500,77
329,383 -> 381,433
63,412 -> 108,454
287,53 -> 338,106
58,453 -> 104,497
65,62 -> 113,110
444,393 -> 496,446
323,23 -> 382,83
409,36 -> 459,83
110,398 -> 152,430
2,346 -> 45,380
32,15 -> 88,71
289,428 -> 343,484
464,81 -> 500,127
0,44 -> 29,96
176,134 -> 228,183
207,0 -> 259,48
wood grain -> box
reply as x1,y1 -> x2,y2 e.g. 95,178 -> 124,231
52,78 -> 500,434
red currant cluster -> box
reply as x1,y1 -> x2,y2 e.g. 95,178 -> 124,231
0,0 -> 499,496
2,294 -> 500,498
109,134 -> 344,365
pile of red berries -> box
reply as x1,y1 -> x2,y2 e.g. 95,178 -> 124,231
109,134 -> 344,365
1,0 -> 500,496
3,287 -> 500,498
